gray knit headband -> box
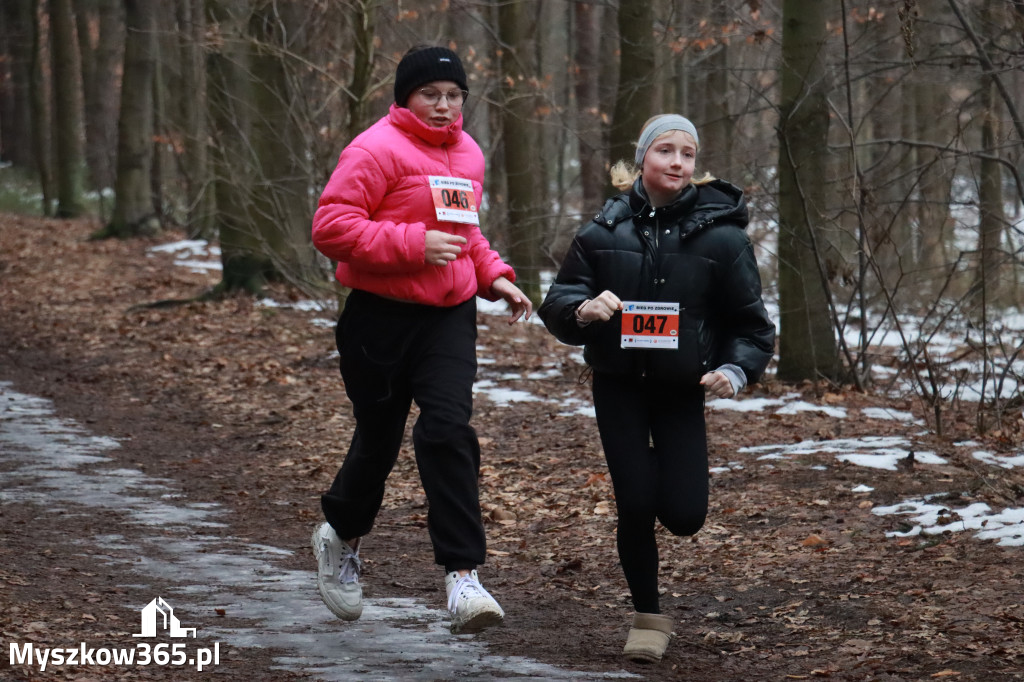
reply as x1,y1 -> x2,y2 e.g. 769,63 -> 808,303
634,115 -> 700,166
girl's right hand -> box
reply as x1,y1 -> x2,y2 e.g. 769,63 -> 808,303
425,230 -> 468,266
577,290 -> 623,322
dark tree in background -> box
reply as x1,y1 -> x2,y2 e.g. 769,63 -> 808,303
74,0 -> 122,197
0,0 -> 1019,416
497,0 -> 543,304
0,1 -> 34,169
49,0 -> 86,217
608,0 -> 655,177
102,0 -> 157,237
775,0 -> 838,383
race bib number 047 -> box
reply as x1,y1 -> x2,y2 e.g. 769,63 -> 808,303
621,301 -> 680,349
428,176 -> 480,225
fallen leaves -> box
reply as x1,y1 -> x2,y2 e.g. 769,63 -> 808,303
800,534 -> 829,548
3,215 -> 1024,680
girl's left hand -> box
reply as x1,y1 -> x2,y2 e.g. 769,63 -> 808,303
700,371 -> 735,399
491,276 -> 533,324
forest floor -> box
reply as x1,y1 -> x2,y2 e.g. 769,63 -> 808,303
1,213 -> 1023,682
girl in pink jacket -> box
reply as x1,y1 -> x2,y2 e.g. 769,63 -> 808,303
310,45 -> 530,635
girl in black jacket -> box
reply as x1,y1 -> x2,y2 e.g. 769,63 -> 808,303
539,114 -> 775,663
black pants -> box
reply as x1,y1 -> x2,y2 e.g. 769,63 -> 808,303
592,372 -> 709,614
321,290 -> 485,571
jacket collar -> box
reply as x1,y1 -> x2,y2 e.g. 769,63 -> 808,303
388,103 -> 463,147
595,178 -> 748,233
629,179 -> 698,222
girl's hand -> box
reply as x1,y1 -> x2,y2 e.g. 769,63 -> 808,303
491,276 -> 532,324
700,371 -> 735,399
425,230 -> 468,266
576,290 -> 623,322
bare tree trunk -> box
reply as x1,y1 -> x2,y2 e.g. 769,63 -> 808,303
861,18 -> 907,288
75,0 -> 121,196
49,0 -> 86,218
974,77 -> 1005,308
27,0 -> 54,214
102,0 -> 157,237
697,2 -> 734,181
149,13 -> 166,223
909,9 -> 955,291
0,0 -> 35,168
345,0 -> 377,142
573,1 -> 604,213
497,0 -> 543,303
177,0 -> 213,238
206,0 -> 316,295
246,2 -> 318,290
776,0 -> 838,382
609,0 -> 654,174
207,0 -> 266,294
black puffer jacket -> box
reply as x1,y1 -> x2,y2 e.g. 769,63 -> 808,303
539,178 -> 776,386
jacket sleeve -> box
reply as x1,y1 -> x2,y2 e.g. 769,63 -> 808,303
468,227 -> 516,300
538,228 -> 601,346
715,233 -> 776,384
311,145 -> 427,273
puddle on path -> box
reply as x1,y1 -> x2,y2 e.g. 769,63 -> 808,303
0,382 -> 635,680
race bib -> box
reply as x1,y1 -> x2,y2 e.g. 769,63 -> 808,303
621,301 -> 680,349
428,176 -> 479,225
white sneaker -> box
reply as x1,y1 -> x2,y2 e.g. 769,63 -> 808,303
445,570 -> 504,634
311,522 -> 363,621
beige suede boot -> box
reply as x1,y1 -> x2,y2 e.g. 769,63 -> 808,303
622,612 -> 673,663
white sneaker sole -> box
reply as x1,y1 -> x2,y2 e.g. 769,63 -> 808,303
451,607 -> 504,634
312,524 -> 363,621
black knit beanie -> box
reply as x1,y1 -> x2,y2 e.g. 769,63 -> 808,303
394,46 -> 469,107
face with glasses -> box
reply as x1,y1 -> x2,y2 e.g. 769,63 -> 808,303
406,80 -> 468,128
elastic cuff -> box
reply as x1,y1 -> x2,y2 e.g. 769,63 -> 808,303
574,299 -> 592,327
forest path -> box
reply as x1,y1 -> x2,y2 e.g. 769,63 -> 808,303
2,213 -> 1023,681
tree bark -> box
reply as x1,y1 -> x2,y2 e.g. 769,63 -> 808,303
176,0 -> 213,238
497,0 -> 543,304
776,0 -> 838,382
573,1 -> 605,213
49,0 -> 86,218
696,1 -> 734,182
104,0 -> 157,237
245,2 -> 318,291
608,0 -> 655,177
206,0 -> 316,296
0,0 -> 35,168
74,0 -> 120,194
345,0 -> 377,142
207,0 -> 266,294
27,0 -> 54,214
975,77 -> 1004,308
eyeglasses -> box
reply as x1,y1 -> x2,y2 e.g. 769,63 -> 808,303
416,87 -> 468,107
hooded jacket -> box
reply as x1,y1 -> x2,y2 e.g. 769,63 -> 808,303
312,104 -> 515,307
539,178 -> 775,386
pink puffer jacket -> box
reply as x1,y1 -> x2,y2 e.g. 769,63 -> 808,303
312,104 -> 515,307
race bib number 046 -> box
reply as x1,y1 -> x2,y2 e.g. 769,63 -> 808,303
428,176 -> 479,225
621,301 -> 680,349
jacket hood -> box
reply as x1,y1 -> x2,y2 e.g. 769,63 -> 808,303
388,102 -> 463,147
596,178 -> 749,237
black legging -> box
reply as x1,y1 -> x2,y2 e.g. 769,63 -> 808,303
592,372 -> 709,614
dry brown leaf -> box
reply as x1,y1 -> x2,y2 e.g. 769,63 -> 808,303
801,534 -> 829,547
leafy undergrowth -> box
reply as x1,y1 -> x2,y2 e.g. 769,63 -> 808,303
1,214 -> 1023,681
